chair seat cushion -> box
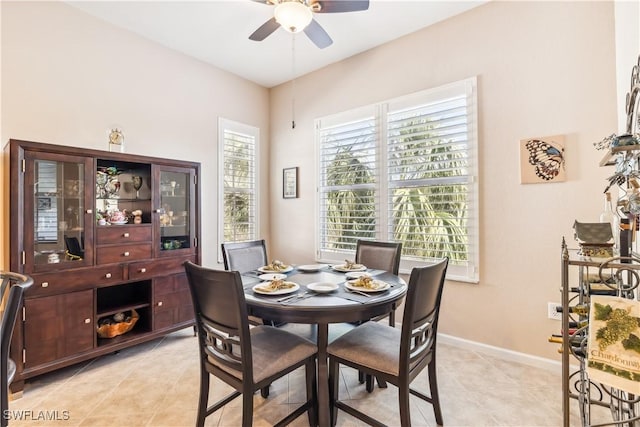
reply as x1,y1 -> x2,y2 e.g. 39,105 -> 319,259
327,321 -> 401,376
212,326 -> 317,384
8,358 -> 16,384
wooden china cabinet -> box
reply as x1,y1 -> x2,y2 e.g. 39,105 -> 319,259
5,139 -> 200,392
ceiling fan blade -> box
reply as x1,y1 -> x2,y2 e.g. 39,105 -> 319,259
249,17 -> 281,41
304,19 -> 333,49
315,0 -> 369,13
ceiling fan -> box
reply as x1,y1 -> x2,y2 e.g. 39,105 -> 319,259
249,0 -> 370,49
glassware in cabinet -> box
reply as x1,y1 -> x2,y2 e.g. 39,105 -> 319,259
155,166 -> 196,254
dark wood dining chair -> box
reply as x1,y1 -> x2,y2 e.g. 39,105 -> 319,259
183,261 -> 318,427
356,239 -> 402,275
221,239 -> 268,274
327,258 -> 449,427
2,272 -> 33,427
355,239 -> 402,326
221,238 -> 287,398
354,239 -> 403,390
221,238 -> 279,329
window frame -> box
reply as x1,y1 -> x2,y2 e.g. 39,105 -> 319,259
217,117 -> 260,262
315,77 -> 478,282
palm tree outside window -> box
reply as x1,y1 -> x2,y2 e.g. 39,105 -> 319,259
317,78 -> 478,282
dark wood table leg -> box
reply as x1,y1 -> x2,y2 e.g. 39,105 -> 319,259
317,322 -> 329,427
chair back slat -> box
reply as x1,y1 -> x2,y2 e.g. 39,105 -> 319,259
184,262 -> 252,380
355,240 -> 402,274
408,312 -> 436,367
201,318 -> 243,371
400,258 -> 448,375
221,240 -> 268,273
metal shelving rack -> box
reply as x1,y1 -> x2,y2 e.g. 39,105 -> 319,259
560,242 -> 640,427
559,54 -> 640,426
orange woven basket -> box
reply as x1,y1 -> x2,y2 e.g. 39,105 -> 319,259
97,309 -> 139,339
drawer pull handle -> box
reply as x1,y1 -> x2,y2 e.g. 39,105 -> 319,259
84,318 -> 91,324
123,233 -> 130,238
140,268 -> 147,273
123,252 -> 130,257
41,282 -> 49,288
158,301 -> 163,307
105,273 -> 112,279
86,209 -> 93,214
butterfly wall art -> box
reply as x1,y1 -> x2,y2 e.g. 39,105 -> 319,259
519,135 -> 566,184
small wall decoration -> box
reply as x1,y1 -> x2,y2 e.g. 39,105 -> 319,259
283,167 -> 298,199
519,134 -> 566,184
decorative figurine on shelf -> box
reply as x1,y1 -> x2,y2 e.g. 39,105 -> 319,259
131,209 -> 143,224
96,171 -> 108,199
108,128 -> 124,153
96,212 -> 107,226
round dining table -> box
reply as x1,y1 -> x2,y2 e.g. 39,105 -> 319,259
241,266 -> 407,427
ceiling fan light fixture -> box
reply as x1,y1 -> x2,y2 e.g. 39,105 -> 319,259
274,2 -> 313,33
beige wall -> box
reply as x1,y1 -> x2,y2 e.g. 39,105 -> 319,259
0,1 -> 271,269
268,1 -> 619,360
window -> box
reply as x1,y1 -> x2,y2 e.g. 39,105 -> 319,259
218,118 -> 259,250
316,78 -> 478,282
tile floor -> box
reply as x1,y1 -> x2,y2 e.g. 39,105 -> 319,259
6,328 -> 615,426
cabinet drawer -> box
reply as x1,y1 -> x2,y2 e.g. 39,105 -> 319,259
96,225 -> 152,245
129,256 -> 195,281
96,244 -> 152,265
28,266 -> 124,297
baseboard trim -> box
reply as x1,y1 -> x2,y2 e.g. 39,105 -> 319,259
437,333 -> 562,373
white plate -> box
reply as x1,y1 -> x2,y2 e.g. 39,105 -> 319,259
252,282 -> 299,295
345,271 -> 371,279
109,220 -> 128,225
345,279 -> 390,293
258,265 -> 293,274
258,273 -> 287,281
332,264 -> 367,272
307,282 -> 339,293
297,264 -> 326,272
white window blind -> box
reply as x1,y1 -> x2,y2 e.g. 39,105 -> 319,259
318,107 -> 379,253
316,78 -> 478,282
218,118 -> 259,254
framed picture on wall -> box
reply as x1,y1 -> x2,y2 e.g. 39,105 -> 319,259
283,167 -> 298,199
519,134 -> 566,184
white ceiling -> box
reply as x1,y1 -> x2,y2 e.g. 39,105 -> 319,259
66,1 -> 486,88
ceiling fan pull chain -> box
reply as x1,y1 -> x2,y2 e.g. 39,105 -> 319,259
291,33 -> 296,129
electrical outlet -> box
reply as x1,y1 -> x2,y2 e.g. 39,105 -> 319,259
548,302 -> 562,320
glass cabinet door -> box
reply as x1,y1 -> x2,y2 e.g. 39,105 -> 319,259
24,152 -> 94,271
155,166 -> 196,256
